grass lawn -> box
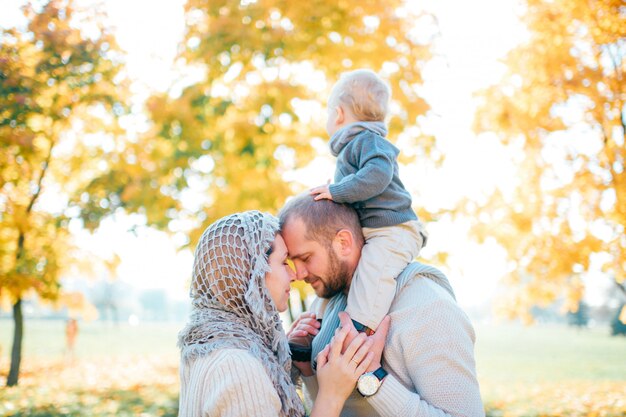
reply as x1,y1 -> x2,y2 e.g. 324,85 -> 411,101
0,319 -> 625,416
473,323 -> 626,416
0,319 -> 181,359
475,323 -> 626,382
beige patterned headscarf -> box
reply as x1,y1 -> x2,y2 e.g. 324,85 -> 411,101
178,211 -> 304,417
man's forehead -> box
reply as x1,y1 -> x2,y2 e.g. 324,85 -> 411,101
282,216 -> 309,236
282,217 -> 317,253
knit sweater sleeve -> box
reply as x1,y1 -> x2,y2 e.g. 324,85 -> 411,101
329,135 -> 395,203
367,293 -> 485,417
198,349 -> 282,417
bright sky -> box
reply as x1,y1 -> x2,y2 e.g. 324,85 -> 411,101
2,0 -> 611,309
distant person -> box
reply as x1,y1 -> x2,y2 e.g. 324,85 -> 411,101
177,211 -> 389,417
65,318 -> 78,360
308,69 -> 427,339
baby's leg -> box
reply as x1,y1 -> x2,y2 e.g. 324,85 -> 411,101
346,220 -> 425,331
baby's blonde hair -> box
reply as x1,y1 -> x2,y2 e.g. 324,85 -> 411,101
328,69 -> 390,122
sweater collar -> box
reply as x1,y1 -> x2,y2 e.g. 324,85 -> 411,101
329,121 -> 388,156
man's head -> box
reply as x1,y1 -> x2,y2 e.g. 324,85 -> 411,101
326,69 -> 391,136
278,194 -> 364,298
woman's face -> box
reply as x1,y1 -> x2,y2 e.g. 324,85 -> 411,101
265,234 -> 296,312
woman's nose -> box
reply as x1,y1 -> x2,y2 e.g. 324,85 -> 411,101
288,265 -> 296,282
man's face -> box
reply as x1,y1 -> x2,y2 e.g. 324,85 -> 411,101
281,217 -> 352,298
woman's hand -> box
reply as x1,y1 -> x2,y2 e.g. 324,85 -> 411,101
312,326 -> 374,416
338,312 -> 390,372
287,312 -> 320,376
286,312 -> 320,339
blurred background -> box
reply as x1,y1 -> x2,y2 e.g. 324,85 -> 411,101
1,0 -> 625,415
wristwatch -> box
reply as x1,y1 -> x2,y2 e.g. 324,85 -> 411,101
357,367 -> 388,397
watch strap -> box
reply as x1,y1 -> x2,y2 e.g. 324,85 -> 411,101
372,366 -> 388,381
351,319 -> 375,336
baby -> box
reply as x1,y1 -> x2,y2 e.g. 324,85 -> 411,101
310,69 -> 427,334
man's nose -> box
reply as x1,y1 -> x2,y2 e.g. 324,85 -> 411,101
294,262 -> 308,281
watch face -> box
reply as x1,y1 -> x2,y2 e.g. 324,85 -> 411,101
357,373 -> 380,396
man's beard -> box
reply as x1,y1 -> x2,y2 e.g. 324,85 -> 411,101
315,246 -> 351,299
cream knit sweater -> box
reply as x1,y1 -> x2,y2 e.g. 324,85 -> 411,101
178,349 -> 282,417
302,277 -> 485,417
178,278 -> 484,417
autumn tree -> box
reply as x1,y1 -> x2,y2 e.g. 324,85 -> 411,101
611,303 -> 626,335
566,301 -> 589,328
136,0 -> 437,246
469,0 -> 625,321
0,0 -> 128,385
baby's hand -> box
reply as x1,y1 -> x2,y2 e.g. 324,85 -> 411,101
310,184 -> 333,201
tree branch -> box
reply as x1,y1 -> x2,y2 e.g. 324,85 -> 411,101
25,140 -> 54,214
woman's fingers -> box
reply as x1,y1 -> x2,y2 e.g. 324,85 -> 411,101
355,352 -> 374,375
342,332 -> 367,362
316,344 -> 331,368
290,312 -> 315,326
329,326 -> 349,359
349,338 -> 373,367
290,325 -> 318,338
288,315 -> 320,339
298,317 -> 320,327
297,321 -> 320,336
337,312 -> 359,353
287,315 -> 303,335
301,312 -> 317,320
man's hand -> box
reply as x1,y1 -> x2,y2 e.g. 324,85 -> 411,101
338,312 -> 390,373
310,184 -> 333,201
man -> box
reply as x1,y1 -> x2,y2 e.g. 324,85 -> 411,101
279,194 -> 484,417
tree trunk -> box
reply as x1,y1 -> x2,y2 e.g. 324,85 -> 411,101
616,280 -> 626,298
7,298 -> 23,387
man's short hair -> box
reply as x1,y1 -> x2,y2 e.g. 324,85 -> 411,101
328,69 -> 391,122
278,194 -> 364,248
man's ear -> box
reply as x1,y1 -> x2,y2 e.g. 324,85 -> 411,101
333,229 -> 354,256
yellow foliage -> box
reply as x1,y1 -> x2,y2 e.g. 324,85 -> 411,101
54,291 -> 99,321
0,0 -> 128,306
468,0 -> 626,318
290,279 -> 314,302
137,0 -> 437,248
0,291 -> 13,312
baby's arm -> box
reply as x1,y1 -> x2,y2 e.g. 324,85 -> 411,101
330,144 -> 395,204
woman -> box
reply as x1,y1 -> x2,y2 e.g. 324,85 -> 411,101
178,211 -> 380,417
